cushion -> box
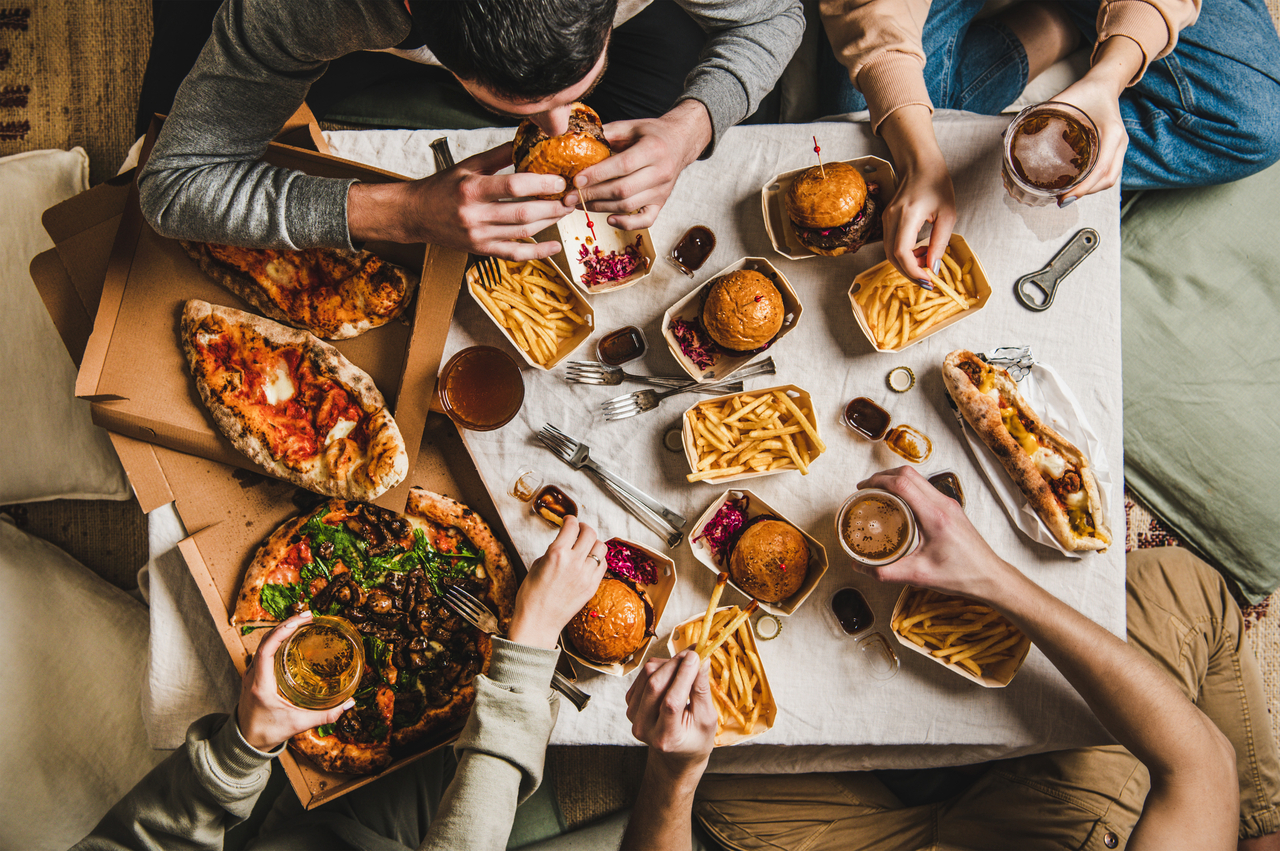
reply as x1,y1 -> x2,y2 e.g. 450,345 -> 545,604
0,148 -> 130,503
1121,161 -> 1280,603
0,517 -> 166,849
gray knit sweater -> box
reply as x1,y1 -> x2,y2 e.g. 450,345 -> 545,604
74,639 -> 561,851
138,0 -> 805,251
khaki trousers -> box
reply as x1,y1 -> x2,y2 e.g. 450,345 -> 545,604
695,548 -> 1280,850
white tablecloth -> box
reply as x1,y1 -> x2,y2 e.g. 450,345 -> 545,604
323,113 -> 1125,773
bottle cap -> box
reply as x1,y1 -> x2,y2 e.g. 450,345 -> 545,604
887,366 -> 915,393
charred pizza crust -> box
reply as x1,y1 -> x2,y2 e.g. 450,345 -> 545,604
182,300 -> 408,501
181,241 -> 416,340
235,493 -> 516,775
942,350 -> 1110,552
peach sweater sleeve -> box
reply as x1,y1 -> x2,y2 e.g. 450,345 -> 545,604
820,0 -> 1200,134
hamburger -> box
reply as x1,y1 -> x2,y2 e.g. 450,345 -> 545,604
700,269 -> 785,352
728,518 -> 810,603
564,575 -> 656,665
513,103 -> 612,199
784,161 -> 881,257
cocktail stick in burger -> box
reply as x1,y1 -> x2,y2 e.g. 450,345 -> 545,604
785,161 -> 882,257
513,103 -> 612,200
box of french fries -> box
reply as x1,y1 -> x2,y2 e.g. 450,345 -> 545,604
541,209 -> 656,295
682,385 -> 826,485
760,156 -> 898,261
560,539 -> 678,678
688,489 -> 828,616
465,249 -> 594,370
890,586 -> 1031,687
661,257 -> 803,383
668,604 -> 777,746
848,233 -> 991,353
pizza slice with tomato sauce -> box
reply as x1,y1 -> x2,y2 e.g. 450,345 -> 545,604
942,349 -> 1110,552
182,300 -> 407,501
233,491 -> 517,775
181,241 -> 416,340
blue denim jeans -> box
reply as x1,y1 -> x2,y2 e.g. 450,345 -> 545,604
818,0 -> 1280,189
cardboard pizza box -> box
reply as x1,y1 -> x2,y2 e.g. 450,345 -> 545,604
31,140 -> 536,809
72,116 -> 456,510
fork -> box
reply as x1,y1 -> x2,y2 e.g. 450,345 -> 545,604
537,424 -> 687,536
563,361 -> 699,389
468,255 -> 503,290
443,586 -> 591,711
602,357 -> 778,421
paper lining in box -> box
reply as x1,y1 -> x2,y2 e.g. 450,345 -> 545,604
666,606 -> 777,745
464,247 -> 594,371
888,585 -> 1032,688
687,489 -> 828,616
560,539 -> 677,677
541,209 -> 655,294
761,156 -> 897,261
682,385 -> 825,485
848,232 -> 991,353
661,257 -> 802,383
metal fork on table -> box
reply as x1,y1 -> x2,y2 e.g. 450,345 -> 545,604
563,361 -> 707,390
602,357 -> 777,421
443,586 -> 591,712
537,424 -> 686,545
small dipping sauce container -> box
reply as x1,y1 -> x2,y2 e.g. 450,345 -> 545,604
837,488 -> 917,567
438,345 -> 525,431
275,615 -> 364,710
667,225 -> 717,277
884,425 -> 932,463
533,484 -> 578,527
825,587 -> 900,681
843,397 -> 892,441
596,326 -> 647,366
508,468 -> 543,502
928,470 -> 965,507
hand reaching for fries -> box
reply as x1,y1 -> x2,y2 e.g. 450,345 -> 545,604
853,245 -> 981,351
625,651 -> 717,772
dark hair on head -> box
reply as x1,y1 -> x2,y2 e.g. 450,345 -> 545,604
410,0 -> 616,103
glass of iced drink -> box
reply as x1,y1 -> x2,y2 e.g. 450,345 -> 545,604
1002,102 -> 1099,206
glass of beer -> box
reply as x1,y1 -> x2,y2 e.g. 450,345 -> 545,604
1002,102 -> 1099,207
275,615 -> 364,710
437,345 -> 525,431
837,488 -> 917,566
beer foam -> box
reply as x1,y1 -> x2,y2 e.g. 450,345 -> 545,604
841,495 -> 908,560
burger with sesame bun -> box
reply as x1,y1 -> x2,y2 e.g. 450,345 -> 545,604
728,517 -> 810,603
785,161 -> 882,257
564,575 -> 656,665
513,103 -> 612,200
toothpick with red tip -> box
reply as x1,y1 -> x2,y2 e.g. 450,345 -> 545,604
813,136 -> 826,179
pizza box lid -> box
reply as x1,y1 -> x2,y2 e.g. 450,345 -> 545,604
888,585 -> 1032,688
848,233 -> 992,353
538,209 -> 656,295
71,115 -> 454,508
760,155 -> 897,261
686,488 -> 829,617
660,257 -> 803,383
665,605 -> 777,746
680,384 -> 826,485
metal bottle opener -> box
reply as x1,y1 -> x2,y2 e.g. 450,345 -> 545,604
1015,228 -> 1099,311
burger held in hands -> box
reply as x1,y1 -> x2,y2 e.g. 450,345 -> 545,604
513,103 -> 611,200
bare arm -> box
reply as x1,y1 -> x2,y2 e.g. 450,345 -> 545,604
860,467 -> 1237,850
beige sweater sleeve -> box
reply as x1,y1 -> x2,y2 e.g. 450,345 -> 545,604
820,0 -> 1200,133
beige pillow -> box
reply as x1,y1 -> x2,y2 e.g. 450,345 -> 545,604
0,518 -> 166,849
1,148 -> 130,503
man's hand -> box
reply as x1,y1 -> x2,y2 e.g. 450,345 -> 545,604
852,467 -> 1016,605
878,105 -> 956,287
570,99 -> 713,231
507,516 -> 608,649
625,651 -> 717,775
236,610 -> 354,752
347,143 -> 575,260
1049,36 -> 1144,204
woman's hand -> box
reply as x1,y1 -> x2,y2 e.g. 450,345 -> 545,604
236,610 -> 354,752
508,516 -> 609,649
878,105 -> 956,287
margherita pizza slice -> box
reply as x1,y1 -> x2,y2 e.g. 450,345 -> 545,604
234,492 -> 517,775
182,300 -> 408,500
181,241 -> 416,340
942,349 -> 1110,552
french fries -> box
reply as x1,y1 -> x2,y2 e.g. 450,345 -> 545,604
852,245 -> 982,351
468,257 -> 589,367
891,586 -> 1028,681
674,600 -> 771,744
685,387 -> 824,483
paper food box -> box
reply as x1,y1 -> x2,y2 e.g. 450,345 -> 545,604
560,538 -> 677,677
889,585 -> 1032,688
687,489 -> 829,617
540,209 -> 655,295
666,606 -> 777,746
761,156 -> 897,261
681,384 -> 825,485
848,232 -> 992,353
661,257 -> 803,383
71,119 -> 452,507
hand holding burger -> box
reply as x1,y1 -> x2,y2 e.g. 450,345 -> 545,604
513,103 -> 612,200
508,516 -> 608,650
